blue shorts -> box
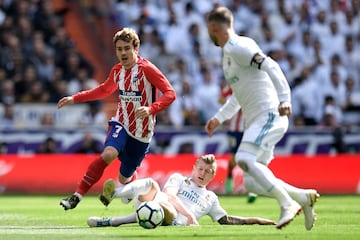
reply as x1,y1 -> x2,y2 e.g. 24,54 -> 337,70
104,121 -> 149,178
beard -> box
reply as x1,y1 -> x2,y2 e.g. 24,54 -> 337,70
210,35 -> 220,47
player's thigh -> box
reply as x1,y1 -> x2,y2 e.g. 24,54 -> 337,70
239,113 -> 287,164
104,121 -> 128,153
118,137 -> 149,178
241,112 -> 287,151
137,179 -> 161,202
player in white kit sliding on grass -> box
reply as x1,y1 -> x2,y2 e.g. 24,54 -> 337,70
204,6 -> 319,230
88,154 -> 276,227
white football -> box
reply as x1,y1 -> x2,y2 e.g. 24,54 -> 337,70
136,201 -> 164,229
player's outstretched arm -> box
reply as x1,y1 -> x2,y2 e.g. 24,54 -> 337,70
217,215 -> 276,225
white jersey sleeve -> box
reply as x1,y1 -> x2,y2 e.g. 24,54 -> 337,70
214,94 -> 241,124
260,57 -> 291,103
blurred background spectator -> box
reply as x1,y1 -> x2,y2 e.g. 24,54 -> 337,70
78,101 -> 107,129
0,103 -> 15,129
75,132 -> 103,154
40,111 -> 55,128
37,136 -> 57,153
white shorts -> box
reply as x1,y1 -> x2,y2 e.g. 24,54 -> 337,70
238,111 -> 288,165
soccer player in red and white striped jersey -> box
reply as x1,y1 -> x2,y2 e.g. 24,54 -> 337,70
58,27 -> 176,210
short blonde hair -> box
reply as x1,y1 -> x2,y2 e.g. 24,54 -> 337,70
206,6 -> 233,26
113,27 -> 140,48
196,154 -> 217,175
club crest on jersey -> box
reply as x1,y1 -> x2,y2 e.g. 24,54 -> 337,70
132,74 -> 142,86
251,52 -> 266,69
205,194 -> 211,202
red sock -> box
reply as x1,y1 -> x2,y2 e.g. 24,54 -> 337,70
76,157 -> 108,196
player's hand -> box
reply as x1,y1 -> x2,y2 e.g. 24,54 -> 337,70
205,117 -> 220,137
278,101 -> 292,117
135,106 -> 151,119
186,214 -> 199,226
57,96 -> 74,109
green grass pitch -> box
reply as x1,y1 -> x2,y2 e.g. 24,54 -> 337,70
1,194 -> 359,240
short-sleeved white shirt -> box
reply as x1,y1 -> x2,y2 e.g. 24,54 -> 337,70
163,173 -> 226,225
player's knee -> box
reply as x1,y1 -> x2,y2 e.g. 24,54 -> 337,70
101,147 -> 118,163
118,173 -> 133,184
238,161 -> 248,171
118,174 -> 128,184
149,178 -> 160,191
235,152 -> 256,172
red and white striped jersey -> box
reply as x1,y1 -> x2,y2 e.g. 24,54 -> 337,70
73,56 -> 176,143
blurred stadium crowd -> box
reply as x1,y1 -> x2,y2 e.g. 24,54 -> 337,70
1,0 -> 360,131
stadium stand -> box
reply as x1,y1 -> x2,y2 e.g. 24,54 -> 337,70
0,0 -> 359,154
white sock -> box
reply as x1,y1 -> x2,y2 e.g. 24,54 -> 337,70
244,174 -> 307,206
277,180 -> 307,206
114,178 -> 153,199
110,213 -> 137,226
243,169 -> 293,206
243,173 -> 269,196
74,192 -> 83,200
236,152 -> 293,206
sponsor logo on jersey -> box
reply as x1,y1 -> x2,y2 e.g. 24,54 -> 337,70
119,90 -> 142,102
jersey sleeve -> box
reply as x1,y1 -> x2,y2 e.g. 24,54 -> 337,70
208,193 -> 227,222
214,94 -> 241,124
143,61 -> 176,114
163,173 -> 183,190
260,57 -> 291,103
73,67 -> 118,103
229,37 -> 261,67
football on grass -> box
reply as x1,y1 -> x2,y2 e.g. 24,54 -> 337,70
136,201 -> 164,229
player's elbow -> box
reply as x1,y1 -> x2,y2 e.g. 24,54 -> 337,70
217,216 -> 230,225
170,90 -> 176,101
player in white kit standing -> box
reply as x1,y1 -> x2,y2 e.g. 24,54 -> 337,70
204,6 -> 319,230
